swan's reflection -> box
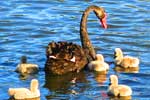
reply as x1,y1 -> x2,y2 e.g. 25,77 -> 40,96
44,71 -> 87,99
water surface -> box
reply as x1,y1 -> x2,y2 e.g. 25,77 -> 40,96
0,0 -> 150,100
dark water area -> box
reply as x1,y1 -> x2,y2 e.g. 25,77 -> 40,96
0,0 -> 150,100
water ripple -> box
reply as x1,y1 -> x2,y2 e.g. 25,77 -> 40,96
0,0 -> 150,100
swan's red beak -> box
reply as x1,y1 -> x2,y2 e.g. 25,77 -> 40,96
100,13 -> 107,29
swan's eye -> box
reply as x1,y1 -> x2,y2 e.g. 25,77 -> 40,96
97,14 -> 102,18
94,11 -> 102,19
98,12 -> 103,18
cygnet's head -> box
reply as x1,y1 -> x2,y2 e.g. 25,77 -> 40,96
8,88 -> 15,96
30,79 -> 39,92
21,56 -> 27,63
96,54 -> 104,62
114,48 -> 123,60
109,75 -> 118,86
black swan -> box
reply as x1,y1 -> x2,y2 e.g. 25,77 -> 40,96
45,5 -> 107,75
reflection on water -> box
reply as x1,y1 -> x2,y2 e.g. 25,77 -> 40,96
0,0 -> 150,100
44,72 -> 87,92
44,72 -> 88,99
9,97 -> 40,100
94,73 -> 107,84
109,96 -> 132,100
114,66 -> 139,73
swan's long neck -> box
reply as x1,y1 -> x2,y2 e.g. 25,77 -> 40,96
80,5 -> 106,62
80,6 -> 95,62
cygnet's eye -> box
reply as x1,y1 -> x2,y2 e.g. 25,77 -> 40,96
114,52 -> 117,58
109,83 -> 111,86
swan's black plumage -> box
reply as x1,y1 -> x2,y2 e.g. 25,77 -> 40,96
45,41 -> 87,75
45,5 -> 107,75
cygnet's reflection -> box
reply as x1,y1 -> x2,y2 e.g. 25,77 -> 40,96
114,66 -> 139,73
94,72 -> 107,84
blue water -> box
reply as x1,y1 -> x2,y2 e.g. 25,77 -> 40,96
0,0 -> 150,100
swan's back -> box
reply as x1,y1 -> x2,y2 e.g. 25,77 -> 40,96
45,41 -> 87,75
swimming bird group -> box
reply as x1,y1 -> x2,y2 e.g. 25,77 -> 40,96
7,5 -> 140,99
